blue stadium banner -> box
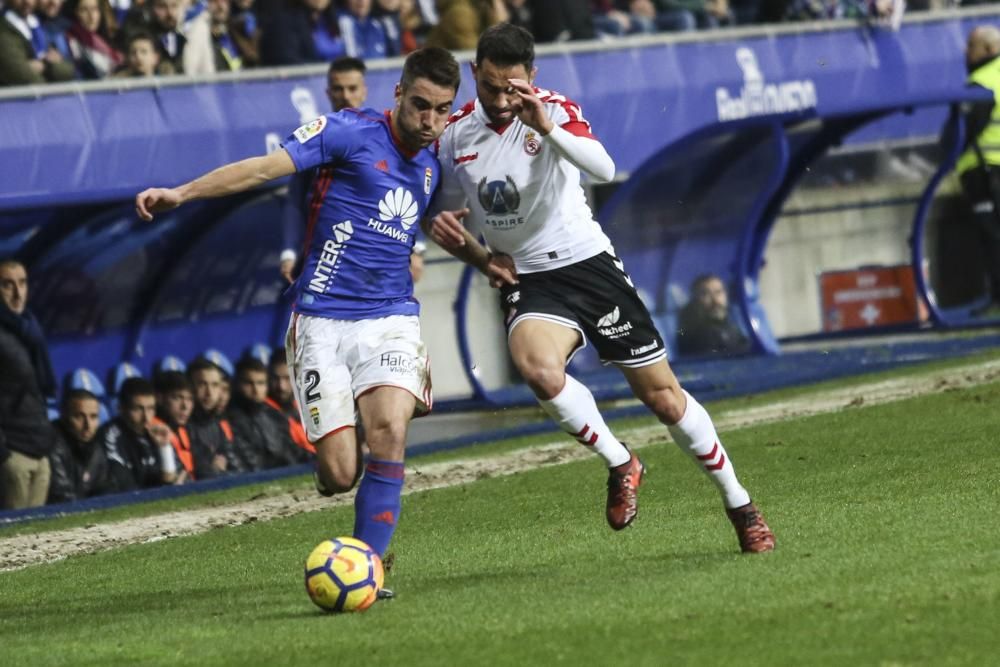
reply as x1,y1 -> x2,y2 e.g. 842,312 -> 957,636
0,14 -> 992,210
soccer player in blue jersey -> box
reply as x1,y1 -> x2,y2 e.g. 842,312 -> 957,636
135,47 -> 461,569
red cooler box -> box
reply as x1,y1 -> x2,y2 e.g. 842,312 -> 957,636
819,265 -> 926,332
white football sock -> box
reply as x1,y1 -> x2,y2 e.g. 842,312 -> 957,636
667,390 -> 751,509
539,374 -> 631,468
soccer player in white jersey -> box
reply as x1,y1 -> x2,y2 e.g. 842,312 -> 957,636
136,48 -> 462,573
425,24 -> 775,553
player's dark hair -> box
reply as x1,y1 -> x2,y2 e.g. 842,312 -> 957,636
155,370 -> 194,396
400,47 -> 461,92
61,388 -> 100,412
476,23 -> 534,71
119,377 -> 155,408
235,356 -> 267,380
329,56 -> 366,76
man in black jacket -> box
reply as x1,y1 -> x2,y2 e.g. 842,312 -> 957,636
676,274 -> 750,357
0,258 -> 58,510
47,389 -> 110,504
187,357 -> 242,479
96,377 -> 181,492
228,357 -> 305,471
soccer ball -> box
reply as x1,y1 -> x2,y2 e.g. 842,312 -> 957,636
304,537 -> 384,612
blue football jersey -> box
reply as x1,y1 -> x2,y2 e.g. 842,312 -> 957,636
281,108 -> 439,320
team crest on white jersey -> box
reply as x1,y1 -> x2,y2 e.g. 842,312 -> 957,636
294,116 -> 326,143
378,187 -> 419,230
524,131 -> 541,156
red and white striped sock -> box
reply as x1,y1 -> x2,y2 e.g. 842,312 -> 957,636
667,390 -> 751,509
539,374 -> 631,468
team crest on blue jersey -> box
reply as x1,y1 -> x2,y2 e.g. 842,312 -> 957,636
424,167 -> 433,195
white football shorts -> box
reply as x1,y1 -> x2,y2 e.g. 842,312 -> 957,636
285,313 -> 432,442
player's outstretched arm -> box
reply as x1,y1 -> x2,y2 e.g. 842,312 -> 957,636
421,210 -> 517,287
135,149 -> 297,221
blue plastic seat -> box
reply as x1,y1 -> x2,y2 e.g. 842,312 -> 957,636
245,342 -> 272,366
109,361 -> 143,395
64,368 -> 106,398
157,355 -> 187,375
202,348 -> 234,377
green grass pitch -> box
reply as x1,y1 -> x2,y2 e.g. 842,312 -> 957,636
1,363 -> 999,666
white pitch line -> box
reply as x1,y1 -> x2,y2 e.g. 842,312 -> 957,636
2,357 -> 999,573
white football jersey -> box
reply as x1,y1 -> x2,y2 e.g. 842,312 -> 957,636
431,90 -> 612,274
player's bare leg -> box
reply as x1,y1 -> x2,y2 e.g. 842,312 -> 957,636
620,360 -> 775,553
508,318 -> 645,529
314,427 -> 365,496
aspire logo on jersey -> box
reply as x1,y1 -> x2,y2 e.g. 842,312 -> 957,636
367,187 -> 419,244
477,176 -> 524,230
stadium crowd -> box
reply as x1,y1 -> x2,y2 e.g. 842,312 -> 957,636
0,0 -> 970,86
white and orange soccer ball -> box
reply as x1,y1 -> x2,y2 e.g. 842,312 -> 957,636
304,537 -> 384,613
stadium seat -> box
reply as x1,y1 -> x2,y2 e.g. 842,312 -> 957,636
156,355 -> 187,375
109,361 -> 143,395
64,368 -> 106,398
246,342 -> 272,366
202,348 -> 234,377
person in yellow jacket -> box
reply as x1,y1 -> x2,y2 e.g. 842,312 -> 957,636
958,25 -> 1000,313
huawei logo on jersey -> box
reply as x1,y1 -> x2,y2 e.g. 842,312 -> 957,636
378,187 -> 419,230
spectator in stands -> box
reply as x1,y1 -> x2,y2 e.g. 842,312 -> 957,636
97,377 -> 182,491
426,0 -> 506,51
676,274 -> 750,356
590,1 -> 656,37
113,29 -> 162,75
206,0 -> 242,70
187,357 -> 241,478
279,55 -> 369,284
258,0 -> 330,65
338,0 -> 391,60
372,0 -> 405,55
376,0 -> 424,53
653,0 -> 731,30
266,348 -> 313,456
504,0 -> 532,33
958,25 -> 1000,315
0,258 -> 58,510
36,0 -> 72,62
228,356 -> 305,470
0,0 -> 75,85
154,371 -> 196,481
228,0 -> 259,66
47,389 -> 110,504
529,0 -> 594,42
66,0 -> 124,79
130,0 -> 214,74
